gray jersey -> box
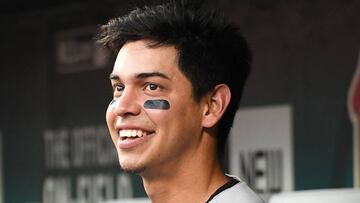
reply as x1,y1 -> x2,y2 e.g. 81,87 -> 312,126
206,177 -> 264,203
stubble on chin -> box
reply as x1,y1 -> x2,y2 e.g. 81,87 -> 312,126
120,165 -> 146,174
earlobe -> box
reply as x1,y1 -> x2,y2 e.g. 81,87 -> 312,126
202,84 -> 231,128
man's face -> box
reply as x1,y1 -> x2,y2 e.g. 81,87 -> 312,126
106,40 -> 205,174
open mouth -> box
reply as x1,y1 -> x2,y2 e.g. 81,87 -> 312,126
119,129 -> 153,140
117,129 -> 155,149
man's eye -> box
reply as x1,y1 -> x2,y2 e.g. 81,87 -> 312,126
115,84 -> 124,92
147,83 -> 159,91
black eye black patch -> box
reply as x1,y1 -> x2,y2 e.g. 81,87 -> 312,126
144,99 -> 170,110
109,99 -> 116,106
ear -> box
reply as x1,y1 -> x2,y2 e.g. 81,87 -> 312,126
202,84 -> 231,128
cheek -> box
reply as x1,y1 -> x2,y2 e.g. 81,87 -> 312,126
143,103 -> 180,127
105,108 -> 112,124
144,109 -> 170,124
108,99 -> 117,112
142,99 -> 172,121
144,99 -> 170,110
105,109 -> 115,143
106,101 -> 116,127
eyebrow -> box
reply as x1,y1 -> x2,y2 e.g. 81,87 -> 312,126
109,73 -> 119,80
135,72 -> 170,80
109,71 -> 170,81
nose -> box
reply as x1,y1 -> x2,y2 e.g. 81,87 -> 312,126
110,89 -> 141,117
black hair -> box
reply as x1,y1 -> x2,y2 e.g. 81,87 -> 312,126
97,0 -> 252,158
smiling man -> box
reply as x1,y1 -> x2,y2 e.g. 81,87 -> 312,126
98,1 -> 263,202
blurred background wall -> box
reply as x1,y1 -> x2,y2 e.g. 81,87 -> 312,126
0,0 -> 359,202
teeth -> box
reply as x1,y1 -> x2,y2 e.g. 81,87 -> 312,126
119,130 -> 148,138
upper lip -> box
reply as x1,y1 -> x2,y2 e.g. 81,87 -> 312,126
115,124 -> 154,133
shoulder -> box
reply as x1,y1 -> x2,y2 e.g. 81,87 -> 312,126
208,178 -> 264,203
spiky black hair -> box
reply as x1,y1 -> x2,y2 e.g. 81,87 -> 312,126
98,0 -> 252,158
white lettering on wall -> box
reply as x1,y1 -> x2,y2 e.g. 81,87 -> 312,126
71,126 -> 117,168
43,129 -> 70,169
42,177 -> 71,203
239,150 -> 283,194
42,125 -> 136,203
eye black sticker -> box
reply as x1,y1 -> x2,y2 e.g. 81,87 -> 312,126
144,99 -> 170,110
109,99 -> 117,111
109,99 -> 116,106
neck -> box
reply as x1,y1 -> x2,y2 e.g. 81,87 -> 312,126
141,135 -> 229,203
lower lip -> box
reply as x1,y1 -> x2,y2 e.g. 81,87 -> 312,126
117,134 -> 153,149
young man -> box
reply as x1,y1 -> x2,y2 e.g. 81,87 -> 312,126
98,1 -> 263,202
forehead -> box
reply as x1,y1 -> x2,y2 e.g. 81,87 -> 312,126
112,40 -> 180,78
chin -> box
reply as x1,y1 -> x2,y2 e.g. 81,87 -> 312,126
122,166 -> 146,174
119,158 -> 146,174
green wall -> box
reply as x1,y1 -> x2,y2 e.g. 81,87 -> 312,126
0,0 -> 359,202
